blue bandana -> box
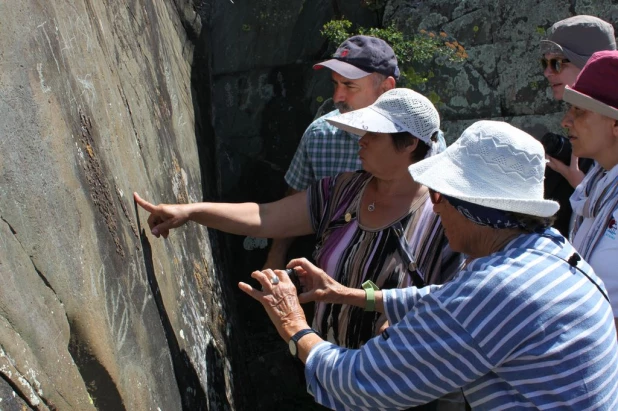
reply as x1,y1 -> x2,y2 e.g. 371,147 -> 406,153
443,195 -> 527,229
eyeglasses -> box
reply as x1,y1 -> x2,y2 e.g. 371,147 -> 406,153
540,57 -> 570,73
428,189 -> 443,205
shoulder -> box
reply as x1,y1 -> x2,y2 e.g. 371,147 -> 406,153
471,231 -> 562,271
437,233 -> 556,298
310,172 -> 369,207
332,170 -> 369,186
303,110 -> 343,136
317,170 -> 367,189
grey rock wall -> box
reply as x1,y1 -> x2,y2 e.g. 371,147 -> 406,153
210,0 -> 617,203
208,0 -> 381,199
1,0 -> 238,409
385,0 -> 618,140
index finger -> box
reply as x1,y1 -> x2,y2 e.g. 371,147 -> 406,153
238,281 -> 262,300
134,192 -> 157,213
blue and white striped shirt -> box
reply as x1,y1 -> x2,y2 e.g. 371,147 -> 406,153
305,229 -> 618,410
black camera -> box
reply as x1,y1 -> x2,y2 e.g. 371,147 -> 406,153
540,132 -> 572,165
285,268 -> 302,293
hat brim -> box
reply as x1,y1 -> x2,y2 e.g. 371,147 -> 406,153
313,59 -> 371,79
408,151 -> 560,218
564,87 -> 618,120
540,40 -> 588,68
326,107 -> 409,138
540,40 -> 565,56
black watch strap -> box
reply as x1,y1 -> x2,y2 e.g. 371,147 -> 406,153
288,328 -> 318,358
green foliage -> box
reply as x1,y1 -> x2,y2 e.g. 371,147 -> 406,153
401,67 -> 429,87
427,91 -> 442,106
320,19 -> 467,90
321,20 -> 353,47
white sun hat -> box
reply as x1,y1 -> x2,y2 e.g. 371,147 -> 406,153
325,88 -> 440,144
409,120 -> 559,217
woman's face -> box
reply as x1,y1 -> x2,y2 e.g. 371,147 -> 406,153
561,105 -> 618,168
431,194 -> 479,255
358,132 -> 416,176
542,53 -> 581,101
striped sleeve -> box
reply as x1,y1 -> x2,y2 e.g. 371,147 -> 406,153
382,285 -> 442,324
306,172 -> 362,236
305,296 -> 491,410
306,175 -> 335,234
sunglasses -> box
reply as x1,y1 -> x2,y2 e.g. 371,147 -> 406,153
540,57 -> 570,73
428,189 -> 443,205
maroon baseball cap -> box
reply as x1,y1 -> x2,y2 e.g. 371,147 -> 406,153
314,35 -> 400,80
564,50 -> 618,120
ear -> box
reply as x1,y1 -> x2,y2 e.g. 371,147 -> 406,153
405,137 -> 419,153
612,119 -> 618,139
382,76 -> 396,93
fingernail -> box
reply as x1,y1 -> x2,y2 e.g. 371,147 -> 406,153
152,229 -> 159,236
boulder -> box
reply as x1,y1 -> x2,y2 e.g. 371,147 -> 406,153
0,0 -> 236,409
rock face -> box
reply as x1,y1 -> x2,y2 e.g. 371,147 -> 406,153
0,0 -> 237,409
384,0 -> 618,141
2,0 -> 617,410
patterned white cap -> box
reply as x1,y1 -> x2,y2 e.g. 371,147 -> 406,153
326,88 -> 440,143
409,120 -> 559,217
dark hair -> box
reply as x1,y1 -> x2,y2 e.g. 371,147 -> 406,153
390,131 -> 438,162
504,211 -> 557,232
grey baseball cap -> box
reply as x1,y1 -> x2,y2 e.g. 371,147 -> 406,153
540,15 -> 616,68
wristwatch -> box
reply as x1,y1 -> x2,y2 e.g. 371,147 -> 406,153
288,329 -> 317,358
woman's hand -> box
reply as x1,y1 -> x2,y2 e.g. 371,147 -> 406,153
134,192 -> 191,238
546,154 -> 585,188
238,269 -> 309,341
287,258 -> 348,305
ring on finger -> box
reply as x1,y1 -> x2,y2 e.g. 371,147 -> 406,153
270,276 -> 280,285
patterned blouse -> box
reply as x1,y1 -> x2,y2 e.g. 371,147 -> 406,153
308,171 -> 462,348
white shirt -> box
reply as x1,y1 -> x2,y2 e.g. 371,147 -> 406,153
573,208 -> 618,316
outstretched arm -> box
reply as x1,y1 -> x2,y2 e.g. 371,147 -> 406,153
134,191 -> 314,239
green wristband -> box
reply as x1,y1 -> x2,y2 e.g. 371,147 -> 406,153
362,280 -> 380,312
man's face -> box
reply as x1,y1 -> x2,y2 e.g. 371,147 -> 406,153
542,53 -> 581,100
331,72 -> 384,113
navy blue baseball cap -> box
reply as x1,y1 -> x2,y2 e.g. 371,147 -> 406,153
314,35 -> 400,80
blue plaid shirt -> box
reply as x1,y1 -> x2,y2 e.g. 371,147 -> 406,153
285,110 -> 362,191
